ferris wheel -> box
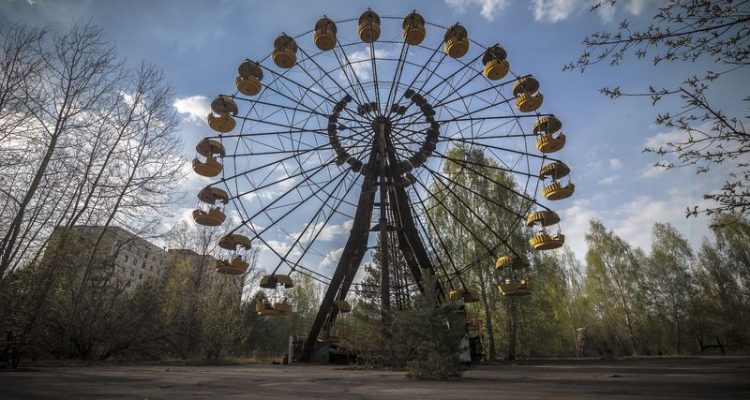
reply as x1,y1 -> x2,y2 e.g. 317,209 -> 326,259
190,9 -> 574,360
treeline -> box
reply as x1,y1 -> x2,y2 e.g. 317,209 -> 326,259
0,223 -> 321,365
516,216 -> 750,357
0,21 -> 187,364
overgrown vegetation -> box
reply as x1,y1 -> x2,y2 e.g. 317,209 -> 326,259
403,275 -> 465,380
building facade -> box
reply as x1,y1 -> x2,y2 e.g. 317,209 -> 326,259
44,225 -> 216,289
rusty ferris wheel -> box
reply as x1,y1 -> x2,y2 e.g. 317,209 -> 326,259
190,10 -> 574,360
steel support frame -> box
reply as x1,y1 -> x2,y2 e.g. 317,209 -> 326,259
300,117 -> 441,361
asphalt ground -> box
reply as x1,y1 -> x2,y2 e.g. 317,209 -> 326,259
1,357 -> 748,399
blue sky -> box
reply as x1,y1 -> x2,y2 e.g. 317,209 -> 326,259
4,0 -> 748,274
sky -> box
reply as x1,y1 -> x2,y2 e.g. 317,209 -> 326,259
3,0 -> 748,278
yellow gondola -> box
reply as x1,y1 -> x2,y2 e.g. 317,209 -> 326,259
335,299 -> 352,313
358,10 -> 381,43
444,24 -> 469,58
402,11 -> 426,46
526,210 -> 560,227
314,17 -> 337,51
529,232 -> 565,250
192,208 -> 225,226
539,161 -> 570,180
256,298 -> 277,316
536,132 -> 566,153
482,45 -> 509,80
215,259 -> 232,274
274,301 -> 293,315
207,95 -> 238,133
499,279 -> 533,296
196,138 -> 225,158
214,256 -> 247,275
230,256 -> 249,274
218,234 -> 252,251
542,181 -> 575,200
259,274 -> 294,289
236,60 -> 263,96
513,76 -> 544,112
495,255 -> 529,270
192,156 -> 222,177
532,115 -> 562,135
211,95 -> 238,115
448,288 -> 480,303
207,113 -> 235,133
197,186 -> 229,205
272,34 -> 298,69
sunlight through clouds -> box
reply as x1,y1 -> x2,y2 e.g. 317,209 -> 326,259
173,95 -> 210,122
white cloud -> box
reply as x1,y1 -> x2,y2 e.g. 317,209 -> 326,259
287,219 -> 353,242
597,175 -> 618,185
560,190 -> 714,260
611,193 -> 712,252
177,206 -> 198,227
174,95 -> 210,123
259,239 -> 302,259
340,47 -> 393,82
241,173 -> 300,202
529,0 -> 653,23
276,171 -> 298,190
319,247 -> 345,270
609,158 -> 623,170
644,129 -> 685,149
560,199 -> 597,258
181,159 -> 213,193
531,0 -> 581,23
625,0 -> 652,16
595,0 -> 616,22
444,0 -> 511,20
641,164 -> 666,178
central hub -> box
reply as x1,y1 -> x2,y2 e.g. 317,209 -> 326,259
327,91 -> 440,184
371,116 -> 391,142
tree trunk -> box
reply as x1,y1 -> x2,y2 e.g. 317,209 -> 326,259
477,267 -> 496,360
506,297 -> 517,360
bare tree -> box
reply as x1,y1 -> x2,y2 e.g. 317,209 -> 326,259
0,22 -> 184,365
73,62 -> 183,307
567,0 -> 750,220
0,23 -> 119,278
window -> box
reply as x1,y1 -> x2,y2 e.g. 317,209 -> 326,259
139,273 -> 143,279
124,255 -> 129,262
142,261 -> 146,269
